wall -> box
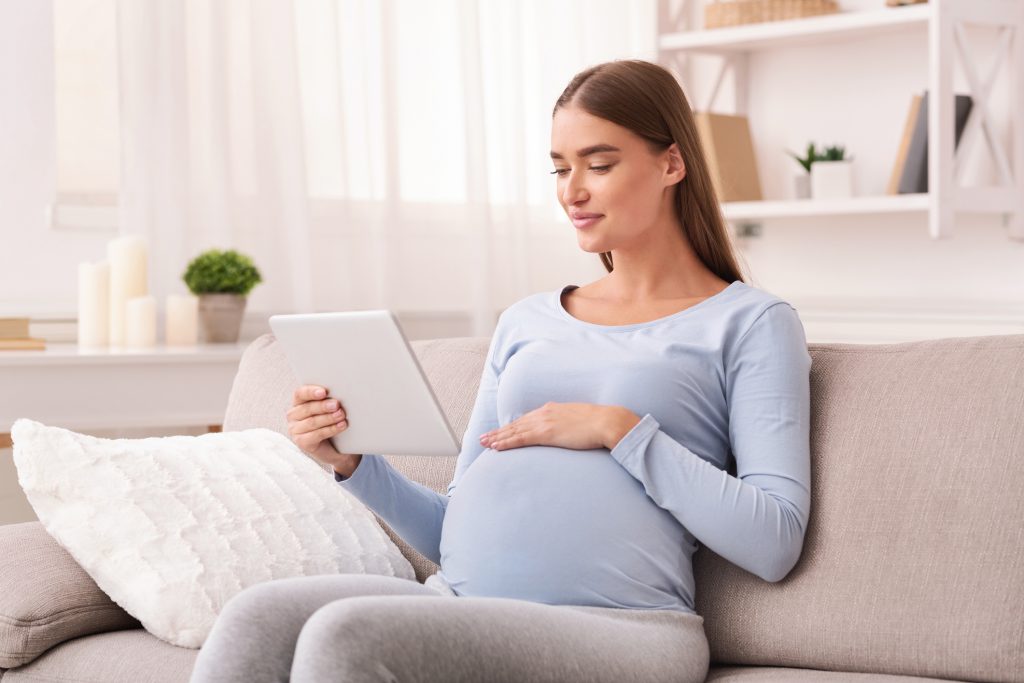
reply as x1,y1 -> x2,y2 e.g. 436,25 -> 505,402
4,1 -> 1021,344
682,0 -> 1024,341
3,1 -> 1023,526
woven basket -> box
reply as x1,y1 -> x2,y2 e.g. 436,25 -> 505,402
705,0 -> 840,29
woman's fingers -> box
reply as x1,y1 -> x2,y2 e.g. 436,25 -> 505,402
293,385 -> 327,403
292,417 -> 348,452
287,397 -> 346,421
312,421 -> 347,441
286,386 -> 353,455
482,423 -> 523,450
298,410 -> 346,434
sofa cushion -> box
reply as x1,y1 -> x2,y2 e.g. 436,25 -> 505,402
10,420 -> 415,649
223,333 -> 489,582
695,335 -> 1024,683
2,629 -> 195,683
0,522 -> 140,669
706,666 -> 971,682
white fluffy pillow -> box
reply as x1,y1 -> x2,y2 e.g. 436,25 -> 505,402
11,419 -> 415,649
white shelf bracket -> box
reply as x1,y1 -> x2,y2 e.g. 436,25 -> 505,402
929,0 -> 956,239
953,23 -> 1014,186
658,0 -> 697,107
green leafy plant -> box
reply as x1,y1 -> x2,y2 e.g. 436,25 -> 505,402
182,249 -> 263,296
820,144 -> 850,161
787,142 -> 853,172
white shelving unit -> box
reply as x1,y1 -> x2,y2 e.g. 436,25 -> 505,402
657,0 -> 1024,241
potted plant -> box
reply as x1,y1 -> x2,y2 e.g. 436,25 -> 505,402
787,142 -> 855,200
786,142 -> 819,199
182,249 -> 262,343
810,144 -> 854,199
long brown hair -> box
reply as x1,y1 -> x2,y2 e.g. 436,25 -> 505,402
553,60 -> 746,284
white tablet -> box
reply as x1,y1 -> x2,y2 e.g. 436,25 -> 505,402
268,311 -> 461,457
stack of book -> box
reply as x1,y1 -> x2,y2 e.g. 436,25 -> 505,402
888,90 -> 973,195
0,318 -> 46,351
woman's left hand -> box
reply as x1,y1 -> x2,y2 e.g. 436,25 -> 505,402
479,402 -> 641,452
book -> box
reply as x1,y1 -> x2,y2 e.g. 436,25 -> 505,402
0,338 -> 46,351
694,111 -> 763,202
897,90 -> 973,194
0,318 -> 30,339
887,93 -> 922,195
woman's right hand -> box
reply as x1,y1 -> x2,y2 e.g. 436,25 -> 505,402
287,385 -> 363,477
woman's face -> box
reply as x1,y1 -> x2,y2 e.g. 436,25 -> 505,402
550,104 -> 683,254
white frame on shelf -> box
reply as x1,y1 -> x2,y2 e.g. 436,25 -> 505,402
657,0 -> 1024,241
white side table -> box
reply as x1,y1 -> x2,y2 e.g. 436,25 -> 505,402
0,343 -> 247,447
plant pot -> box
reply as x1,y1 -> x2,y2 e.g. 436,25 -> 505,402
794,172 -> 811,199
197,294 -> 246,343
810,160 -> 854,199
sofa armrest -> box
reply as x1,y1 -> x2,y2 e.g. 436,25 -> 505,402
0,522 -> 141,669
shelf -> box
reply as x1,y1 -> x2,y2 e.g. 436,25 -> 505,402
722,194 -> 931,222
657,0 -> 1024,239
659,5 -> 931,54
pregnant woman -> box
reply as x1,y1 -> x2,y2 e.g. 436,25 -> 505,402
191,59 -> 811,683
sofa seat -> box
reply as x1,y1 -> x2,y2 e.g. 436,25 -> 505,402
1,630 -> 196,683
705,667 -> 970,682
1,628 -> 970,683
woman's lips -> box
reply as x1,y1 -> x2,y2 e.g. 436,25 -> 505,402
571,215 -> 603,229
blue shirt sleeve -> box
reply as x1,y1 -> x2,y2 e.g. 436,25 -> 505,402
607,302 -> 812,582
333,316 -> 505,565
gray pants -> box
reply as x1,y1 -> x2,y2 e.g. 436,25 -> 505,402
188,574 -> 710,683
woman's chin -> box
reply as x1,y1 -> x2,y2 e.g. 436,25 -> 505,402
575,233 -> 607,253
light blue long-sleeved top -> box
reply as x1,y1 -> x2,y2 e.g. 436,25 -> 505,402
335,280 -> 812,614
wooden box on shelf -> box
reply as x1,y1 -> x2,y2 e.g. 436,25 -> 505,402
704,0 -> 839,30
695,111 -> 763,202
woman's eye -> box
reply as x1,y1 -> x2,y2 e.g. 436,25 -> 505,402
549,165 -> 611,176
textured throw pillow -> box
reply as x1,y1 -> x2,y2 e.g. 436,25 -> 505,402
10,419 -> 415,649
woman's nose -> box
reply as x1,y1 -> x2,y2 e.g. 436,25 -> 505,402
561,172 -> 588,205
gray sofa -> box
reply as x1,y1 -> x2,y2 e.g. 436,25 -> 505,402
1,332 -> 1022,682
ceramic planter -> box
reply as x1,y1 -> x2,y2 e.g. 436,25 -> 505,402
197,293 -> 246,343
794,172 -> 811,199
810,160 -> 854,199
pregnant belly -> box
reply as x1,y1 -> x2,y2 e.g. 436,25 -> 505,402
438,445 -> 691,608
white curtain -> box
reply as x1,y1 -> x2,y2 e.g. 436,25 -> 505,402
116,0 -> 315,314
113,0 -> 656,336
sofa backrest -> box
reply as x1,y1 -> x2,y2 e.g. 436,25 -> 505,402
224,332 -> 1024,682
693,334 -> 1024,683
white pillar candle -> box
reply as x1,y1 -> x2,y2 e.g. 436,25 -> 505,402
124,295 -> 157,348
77,261 -> 110,348
108,236 -> 148,346
165,294 -> 198,346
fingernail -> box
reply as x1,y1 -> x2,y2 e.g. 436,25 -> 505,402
315,388 -> 326,398
326,400 -> 338,410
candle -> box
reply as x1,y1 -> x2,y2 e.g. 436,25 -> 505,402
124,296 -> 157,348
165,294 -> 198,346
77,261 -> 110,347
108,236 -> 148,346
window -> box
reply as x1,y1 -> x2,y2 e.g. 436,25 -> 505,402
53,0 -> 120,230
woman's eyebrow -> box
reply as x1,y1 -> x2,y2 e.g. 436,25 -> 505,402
549,144 -> 621,160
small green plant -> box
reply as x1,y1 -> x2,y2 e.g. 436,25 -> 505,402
787,142 -> 852,172
182,249 -> 263,296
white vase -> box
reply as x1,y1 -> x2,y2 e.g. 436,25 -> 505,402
793,172 -> 811,199
810,160 -> 854,199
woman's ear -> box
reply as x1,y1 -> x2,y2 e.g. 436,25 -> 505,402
664,143 -> 686,185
